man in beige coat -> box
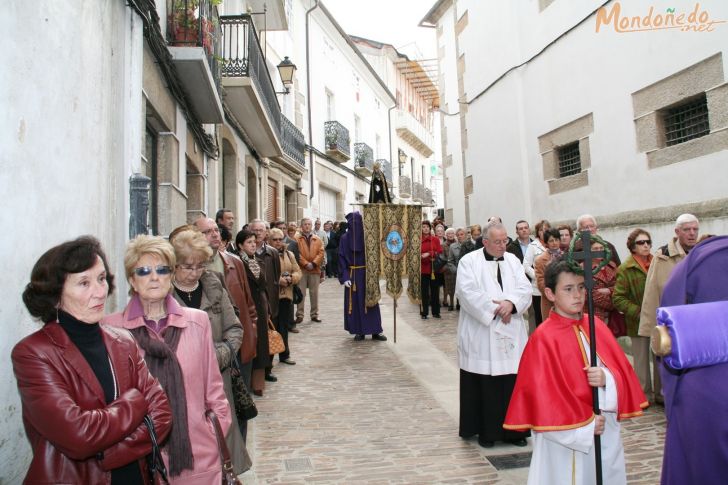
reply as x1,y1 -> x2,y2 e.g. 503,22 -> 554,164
638,213 -> 699,404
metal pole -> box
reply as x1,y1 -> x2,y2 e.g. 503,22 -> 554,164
393,296 -> 397,343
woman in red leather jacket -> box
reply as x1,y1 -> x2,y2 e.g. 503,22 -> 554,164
420,220 -> 443,319
11,236 -> 172,484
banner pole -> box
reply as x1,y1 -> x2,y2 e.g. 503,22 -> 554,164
393,296 -> 397,343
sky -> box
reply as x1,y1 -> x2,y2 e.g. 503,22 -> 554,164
321,0 -> 438,60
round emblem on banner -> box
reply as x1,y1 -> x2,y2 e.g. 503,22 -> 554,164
381,224 -> 407,261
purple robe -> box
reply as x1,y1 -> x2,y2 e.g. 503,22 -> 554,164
338,212 -> 383,336
659,235 -> 728,485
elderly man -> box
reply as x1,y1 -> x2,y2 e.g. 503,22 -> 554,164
638,213 -> 699,404
575,214 -> 621,266
295,217 -> 325,323
193,217 -> 257,439
456,223 -> 532,448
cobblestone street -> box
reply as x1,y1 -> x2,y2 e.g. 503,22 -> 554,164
241,278 -> 665,484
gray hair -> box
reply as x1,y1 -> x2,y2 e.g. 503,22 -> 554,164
484,222 -> 506,240
445,227 -> 456,236
675,213 -> 699,228
576,214 -> 596,230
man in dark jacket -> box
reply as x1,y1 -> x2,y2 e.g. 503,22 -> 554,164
506,220 -> 533,263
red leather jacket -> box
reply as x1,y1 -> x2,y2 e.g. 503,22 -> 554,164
220,251 -> 258,363
11,322 -> 172,484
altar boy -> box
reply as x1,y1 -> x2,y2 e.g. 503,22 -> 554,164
504,259 -> 647,485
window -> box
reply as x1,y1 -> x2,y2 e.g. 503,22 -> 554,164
325,89 -> 335,121
375,134 -> 382,159
557,142 -> 581,177
354,115 -> 361,143
663,94 -> 710,146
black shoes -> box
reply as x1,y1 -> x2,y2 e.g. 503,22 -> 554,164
510,438 -> 528,447
372,334 -> 387,341
280,358 -> 296,365
448,305 -> 454,311
289,327 -> 300,333
433,314 -> 442,319
311,317 -> 322,323
354,334 -> 365,341
421,314 -> 428,320
478,438 -> 494,448
265,374 -> 278,382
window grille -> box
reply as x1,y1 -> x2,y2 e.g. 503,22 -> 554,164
557,142 -> 581,177
663,94 -> 710,146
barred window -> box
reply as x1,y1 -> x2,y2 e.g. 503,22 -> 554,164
557,142 -> 581,177
663,94 -> 710,147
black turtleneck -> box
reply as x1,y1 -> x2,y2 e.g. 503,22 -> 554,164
57,310 -> 143,484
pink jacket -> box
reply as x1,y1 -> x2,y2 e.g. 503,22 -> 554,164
103,296 -> 231,484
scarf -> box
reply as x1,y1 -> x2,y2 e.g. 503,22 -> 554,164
129,326 -> 193,476
633,253 -> 653,274
242,253 -> 261,279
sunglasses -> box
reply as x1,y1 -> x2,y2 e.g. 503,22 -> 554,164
133,265 -> 172,277
270,238 -> 284,241
635,240 -> 652,246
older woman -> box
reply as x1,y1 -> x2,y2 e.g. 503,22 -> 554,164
12,236 -> 171,484
236,229 -> 271,396
613,228 -> 656,403
442,227 -> 458,310
103,235 -> 231,484
270,227 -> 302,360
169,229 -> 250,474
523,219 -> 551,326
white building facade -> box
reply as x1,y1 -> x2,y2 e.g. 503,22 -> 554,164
423,0 -> 728,254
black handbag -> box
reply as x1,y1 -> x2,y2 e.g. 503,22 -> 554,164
292,284 -> 304,304
432,254 -> 448,273
229,354 -> 258,421
144,415 -> 170,485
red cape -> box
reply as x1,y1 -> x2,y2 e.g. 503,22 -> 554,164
504,312 -> 647,431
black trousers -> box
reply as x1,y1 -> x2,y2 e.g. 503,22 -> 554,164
420,273 -> 441,317
459,369 -> 530,442
276,298 -> 293,360
325,248 -> 338,276
532,295 -> 544,326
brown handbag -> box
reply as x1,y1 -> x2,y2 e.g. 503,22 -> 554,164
205,410 -> 242,485
267,319 -> 285,355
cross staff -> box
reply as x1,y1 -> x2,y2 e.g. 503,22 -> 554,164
568,230 -> 611,485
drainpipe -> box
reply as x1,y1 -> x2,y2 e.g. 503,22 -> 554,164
388,104 -> 396,185
305,0 -> 320,202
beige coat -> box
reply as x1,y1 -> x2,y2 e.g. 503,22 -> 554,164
278,249 -> 302,300
637,237 -> 688,338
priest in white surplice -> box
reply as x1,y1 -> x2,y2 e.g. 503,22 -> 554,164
455,223 -> 532,448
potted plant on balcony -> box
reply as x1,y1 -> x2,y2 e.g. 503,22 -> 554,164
169,0 -> 221,55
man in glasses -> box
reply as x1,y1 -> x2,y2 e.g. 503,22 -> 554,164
194,217 -> 258,431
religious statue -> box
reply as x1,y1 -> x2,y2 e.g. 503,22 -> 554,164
368,161 -> 392,203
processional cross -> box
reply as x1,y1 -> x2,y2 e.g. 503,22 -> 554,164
567,230 -> 612,485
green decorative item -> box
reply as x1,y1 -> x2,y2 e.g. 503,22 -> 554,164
565,232 -> 612,276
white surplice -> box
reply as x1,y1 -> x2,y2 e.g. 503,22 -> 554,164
455,250 -> 532,376
527,332 -> 627,485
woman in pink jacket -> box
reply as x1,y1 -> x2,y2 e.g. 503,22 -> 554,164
104,235 -> 231,484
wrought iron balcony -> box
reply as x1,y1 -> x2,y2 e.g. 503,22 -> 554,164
324,121 -> 351,163
354,143 -> 374,176
280,115 -> 305,167
220,14 -> 283,158
167,0 -> 223,122
424,187 -> 433,205
398,175 -> 412,199
413,181 -> 424,202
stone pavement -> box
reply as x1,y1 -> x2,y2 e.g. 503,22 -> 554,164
239,278 -> 665,484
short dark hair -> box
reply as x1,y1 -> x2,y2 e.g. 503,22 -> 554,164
543,228 -> 561,244
557,224 -> 573,237
515,220 -> 528,228
626,228 -> 651,253
22,236 -> 115,323
422,220 -> 432,229
235,229 -> 257,249
215,208 -> 232,223
544,258 -> 576,292
534,219 -> 551,239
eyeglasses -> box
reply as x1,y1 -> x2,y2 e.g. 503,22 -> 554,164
177,264 -> 206,272
270,238 -> 283,241
134,265 -> 172,277
635,239 -> 652,246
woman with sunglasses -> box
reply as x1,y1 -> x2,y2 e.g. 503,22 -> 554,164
104,235 -> 231,484
613,228 -> 656,403
12,236 -> 172,484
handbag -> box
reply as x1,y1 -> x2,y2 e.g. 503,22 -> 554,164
229,353 -> 258,421
205,410 -> 242,485
268,319 -> 286,355
143,415 -> 170,485
433,254 -> 448,273
607,311 -> 627,338
292,284 -> 303,304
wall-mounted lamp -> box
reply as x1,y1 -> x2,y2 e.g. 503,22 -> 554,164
276,56 -> 297,94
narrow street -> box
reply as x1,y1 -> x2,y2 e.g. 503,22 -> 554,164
240,279 -> 666,484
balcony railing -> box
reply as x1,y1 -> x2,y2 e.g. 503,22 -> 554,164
324,121 -> 351,162
168,0 -> 221,90
398,175 -> 412,199
395,108 -> 434,157
354,143 -> 374,176
424,187 -> 433,204
220,14 -> 281,138
413,181 -> 424,202
281,115 -> 305,166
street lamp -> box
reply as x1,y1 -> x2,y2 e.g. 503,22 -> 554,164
276,56 -> 297,94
